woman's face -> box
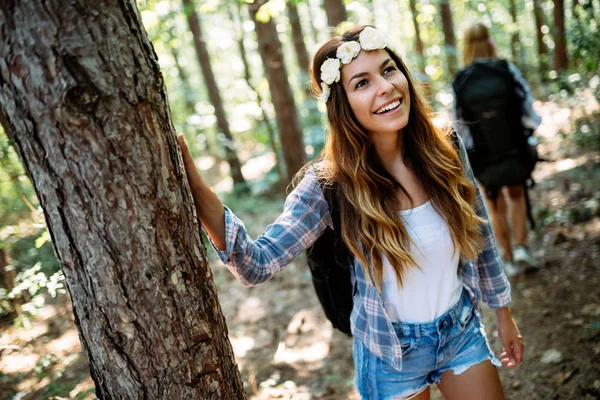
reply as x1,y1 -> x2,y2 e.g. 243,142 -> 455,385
340,48 -> 411,138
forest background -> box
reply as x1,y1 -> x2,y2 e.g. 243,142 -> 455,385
0,0 -> 599,398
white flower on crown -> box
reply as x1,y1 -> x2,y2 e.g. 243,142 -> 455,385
320,58 -> 341,85
359,27 -> 389,50
336,41 -> 361,64
320,82 -> 331,103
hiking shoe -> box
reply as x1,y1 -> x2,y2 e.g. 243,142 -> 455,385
513,245 -> 540,272
502,260 -> 521,278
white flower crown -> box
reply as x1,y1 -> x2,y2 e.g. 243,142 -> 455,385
319,27 -> 397,103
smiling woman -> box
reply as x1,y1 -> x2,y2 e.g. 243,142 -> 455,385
178,25 -> 523,400
342,50 -> 411,138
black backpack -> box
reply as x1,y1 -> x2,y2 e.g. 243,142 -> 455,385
306,181 -> 355,336
306,134 -> 460,336
452,59 -> 537,189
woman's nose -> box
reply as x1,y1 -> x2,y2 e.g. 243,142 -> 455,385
376,77 -> 394,96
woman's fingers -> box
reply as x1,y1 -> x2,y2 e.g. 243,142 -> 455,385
513,335 -> 524,364
177,134 -> 194,170
177,134 -> 203,188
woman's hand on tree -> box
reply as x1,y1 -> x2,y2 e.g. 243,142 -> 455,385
176,134 -> 226,251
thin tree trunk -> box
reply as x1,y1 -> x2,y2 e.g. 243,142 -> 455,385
169,44 -> 212,153
182,0 -> 246,187
0,1 -> 246,398
533,0 -> 549,76
304,0 -> 321,46
230,2 -> 285,192
249,1 -> 306,183
508,0 -> 522,67
409,0 -> 426,73
323,0 -> 347,29
287,2 -> 311,76
439,0 -> 458,75
553,0 -> 568,71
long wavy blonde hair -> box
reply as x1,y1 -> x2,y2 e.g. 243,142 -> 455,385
303,26 -> 486,290
462,22 -> 497,66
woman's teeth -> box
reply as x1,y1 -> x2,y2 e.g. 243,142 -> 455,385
375,99 -> 401,114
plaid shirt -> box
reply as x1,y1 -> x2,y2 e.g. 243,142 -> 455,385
210,136 -> 510,372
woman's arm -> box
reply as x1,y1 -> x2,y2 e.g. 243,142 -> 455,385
177,134 -> 332,286
496,307 -> 524,369
455,135 -> 524,367
178,134 -> 226,250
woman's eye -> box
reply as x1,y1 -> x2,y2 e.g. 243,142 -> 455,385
383,66 -> 396,75
355,79 -> 367,89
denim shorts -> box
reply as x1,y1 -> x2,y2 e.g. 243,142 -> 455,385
353,289 -> 500,399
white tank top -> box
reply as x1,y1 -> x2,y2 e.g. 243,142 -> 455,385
381,200 -> 463,323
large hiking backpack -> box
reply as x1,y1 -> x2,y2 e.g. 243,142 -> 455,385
452,59 -> 537,189
306,134 -> 461,336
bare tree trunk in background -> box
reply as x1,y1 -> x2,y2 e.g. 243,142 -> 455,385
408,0 -> 426,74
287,1 -> 311,76
230,2 -> 285,192
0,1 -> 246,398
508,0 -> 523,69
553,0 -> 568,72
169,44 -> 213,153
439,0 -> 458,76
533,0 -> 549,77
249,1 -> 306,184
182,0 -> 246,187
323,0 -> 347,29
303,0 -> 321,46
0,248 -> 13,292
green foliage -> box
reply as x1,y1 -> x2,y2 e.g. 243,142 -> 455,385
0,127 -> 39,227
568,0 -> 600,74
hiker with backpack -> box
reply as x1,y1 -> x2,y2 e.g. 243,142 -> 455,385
452,22 -> 542,277
178,25 -> 522,400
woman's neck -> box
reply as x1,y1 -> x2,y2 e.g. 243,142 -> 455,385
371,129 -> 404,170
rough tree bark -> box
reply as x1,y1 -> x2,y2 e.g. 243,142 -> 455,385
182,0 -> 246,187
249,0 -> 306,183
439,0 -> 458,76
0,1 -> 246,398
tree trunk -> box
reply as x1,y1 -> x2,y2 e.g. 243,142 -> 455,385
532,0 -> 549,76
303,0 -> 321,46
249,1 -> 306,183
182,0 -> 246,187
508,0 -> 522,67
323,0 -> 347,29
0,1 -> 246,398
553,0 -> 568,71
287,2 -> 311,76
408,0 -> 426,73
231,2 -> 285,192
169,44 -> 213,153
439,0 -> 458,75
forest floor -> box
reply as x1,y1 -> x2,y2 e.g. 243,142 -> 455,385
0,91 -> 599,399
